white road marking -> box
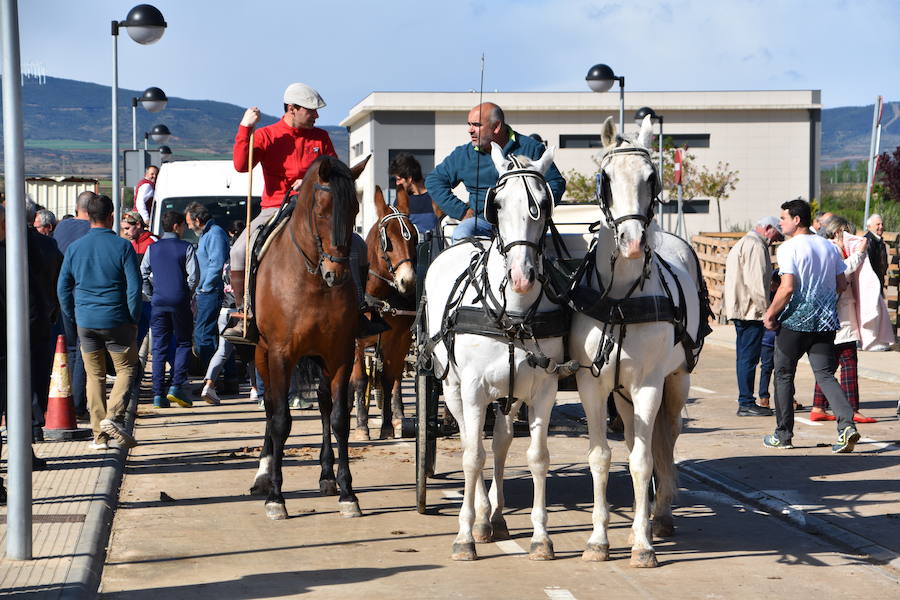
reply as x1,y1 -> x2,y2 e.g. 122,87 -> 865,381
544,588 -> 577,600
861,437 -> 894,451
795,417 -> 822,426
689,385 -> 716,394
495,539 -> 527,555
442,490 -> 463,500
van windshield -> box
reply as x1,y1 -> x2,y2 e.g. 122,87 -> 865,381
155,196 -> 262,245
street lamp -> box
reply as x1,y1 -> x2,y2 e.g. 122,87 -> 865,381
634,107 -> 667,230
112,4 -> 167,230
586,63 -> 625,133
131,86 -> 167,149
149,124 -> 171,145
158,145 -> 173,161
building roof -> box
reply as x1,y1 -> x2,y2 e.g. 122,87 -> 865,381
340,90 -> 822,128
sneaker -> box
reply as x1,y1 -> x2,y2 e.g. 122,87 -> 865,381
89,441 -> 109,450
831,426 -> 861,454
153,395 -> 170,408
737,403 -> 774,417
167,386 -> 192,408
201,383 -> 221,406
763,434 -> 794,449
100,419 -> 137,449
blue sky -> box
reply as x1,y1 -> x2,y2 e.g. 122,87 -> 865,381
18,0 -> 900,125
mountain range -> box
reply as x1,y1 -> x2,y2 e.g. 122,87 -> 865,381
1,75 -> 896,176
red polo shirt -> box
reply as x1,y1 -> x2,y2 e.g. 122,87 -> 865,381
233,119 -> 337,209
131,230 -> 157,257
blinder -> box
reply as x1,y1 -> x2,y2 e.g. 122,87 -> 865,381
594,146 -> 661,229
483,161 -> 553,226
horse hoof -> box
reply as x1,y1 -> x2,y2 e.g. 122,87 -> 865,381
352,428 -> 370,442
265,502 -> 288,521
319,480 -> 339,496
529,540 -> 555,561
451,542 -> 477,561
630,549 -> 659,568
473,522 -> 493,543
490,518 -> 510,541
652,516 -> 675,538
339,501 -> 362,518
581,543 -> 610,562
379,428 -> 396,440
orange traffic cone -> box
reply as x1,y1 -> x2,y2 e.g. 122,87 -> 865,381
44,334 -> 91,440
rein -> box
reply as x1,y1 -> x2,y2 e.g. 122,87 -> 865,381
289,182 -> 352,278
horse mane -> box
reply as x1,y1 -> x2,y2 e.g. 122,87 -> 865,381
308,155 -> 356,246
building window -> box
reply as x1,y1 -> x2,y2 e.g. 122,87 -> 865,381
660,199 -> 710,214
660,133 -> 710,149
352,141 -> 364,158
559,134 -> 602,149
387,148 -> 435,205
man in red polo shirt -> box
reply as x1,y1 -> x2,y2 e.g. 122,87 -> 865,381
121,210 -> 158,379
227,84 -> 336,334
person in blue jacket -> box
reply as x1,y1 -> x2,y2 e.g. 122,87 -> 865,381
57,194 -> 140,450
425,102 -> 566,242
184,202 -> 230,374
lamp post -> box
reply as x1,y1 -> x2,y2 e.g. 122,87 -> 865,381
131,86 -> 167,149
586,63 -> 625,133
634,106 -> 665,228
112,4 -> 167,230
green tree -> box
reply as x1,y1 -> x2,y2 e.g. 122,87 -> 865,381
696,161 -> 740,231
562,168 -> 596,203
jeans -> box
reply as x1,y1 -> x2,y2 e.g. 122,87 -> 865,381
758,344 -> 774,399
151,306 -> 193,397
773,328 -> 854,444
62,314 -> 87,414
195,290 -> 223,373
733,319 -> 764,406
451,217 -> 493,242
204,308 -> 235,382
78,324 -> 137,442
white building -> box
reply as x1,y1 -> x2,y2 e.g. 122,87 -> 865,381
340,90 -> 821,236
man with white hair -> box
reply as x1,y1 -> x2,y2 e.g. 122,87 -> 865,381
865,213 -> 889,293
34,208 -> 57,235
723,215 -> 783,416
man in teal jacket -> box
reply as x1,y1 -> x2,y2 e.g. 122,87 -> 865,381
57,194 -> 141,450
426,102 -> 566,242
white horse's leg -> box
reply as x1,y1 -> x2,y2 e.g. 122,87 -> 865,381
575,367 -> 613,561
479,400 -> 516,542
652,370 -> 688,538
628,382 -> 664,568
451,385 -> 488,561
526,380 -> 556,560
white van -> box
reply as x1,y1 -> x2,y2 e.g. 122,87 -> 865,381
151,160 -> 264,245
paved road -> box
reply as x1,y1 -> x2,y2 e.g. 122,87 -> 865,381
100,341 -> 900,599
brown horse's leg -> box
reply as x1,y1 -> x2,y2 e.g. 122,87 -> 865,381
263,351 -> 293,521
330,363 -> 360,517
317,367 -> 339,496
391,378 -> 404,428
251,344 -> 274,496
350,344 -> 370,441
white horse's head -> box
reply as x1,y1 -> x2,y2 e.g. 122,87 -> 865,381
598,115 -> 658,259
486,143 -> 556,294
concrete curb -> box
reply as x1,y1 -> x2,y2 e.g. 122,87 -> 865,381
704,337 -> 900,385
678,459 -> 900,576
59,396 -> 137,599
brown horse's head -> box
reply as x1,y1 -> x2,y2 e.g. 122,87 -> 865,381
299,155 -> 367,287
370,185 -> 417,295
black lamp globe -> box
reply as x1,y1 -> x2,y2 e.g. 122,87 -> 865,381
586,64 -> 616,93
140,87 -> 167,113
634,106 -> 658,125
158,145 -> 172,161
149,124 -> 171,144
123,4 -> 167,45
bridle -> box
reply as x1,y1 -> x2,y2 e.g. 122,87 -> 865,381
595,145 -> 660,233
290,182 -> 353,278
368,205 -> 415,291
484,156 -> 554,257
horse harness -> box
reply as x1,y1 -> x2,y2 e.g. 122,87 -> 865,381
367,206 -> 416,296
421,162 -> 576,415
288,183 -> 352,277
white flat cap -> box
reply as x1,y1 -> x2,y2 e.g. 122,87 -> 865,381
757,215 -> 782,233
283,83 -> 326,110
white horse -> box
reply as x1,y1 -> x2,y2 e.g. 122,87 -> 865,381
570,115 -> 704,568
424,143 -> 565,561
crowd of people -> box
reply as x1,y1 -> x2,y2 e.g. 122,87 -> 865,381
723,203 -> 894,453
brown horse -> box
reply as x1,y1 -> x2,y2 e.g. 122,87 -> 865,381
251,155 -> 368,520
351,185 -> 418,440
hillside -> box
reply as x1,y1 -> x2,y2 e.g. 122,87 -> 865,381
0,75 -> 895,175
3,75 -> 348,176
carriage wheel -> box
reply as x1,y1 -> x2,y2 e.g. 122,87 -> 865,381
415,294 -> 439,514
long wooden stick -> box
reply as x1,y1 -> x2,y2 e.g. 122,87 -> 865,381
242,131 -> 254,335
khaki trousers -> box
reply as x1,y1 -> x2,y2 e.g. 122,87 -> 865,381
79,325 -> 138,442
